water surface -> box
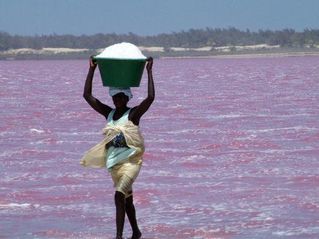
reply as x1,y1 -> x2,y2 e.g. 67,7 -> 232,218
1,56 -> 319,238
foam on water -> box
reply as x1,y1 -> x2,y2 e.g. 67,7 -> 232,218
29,128 -> 45,134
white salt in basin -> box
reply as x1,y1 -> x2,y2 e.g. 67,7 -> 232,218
95,42 -> 147,60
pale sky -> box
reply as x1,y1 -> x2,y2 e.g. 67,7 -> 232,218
0,0 -> 318,36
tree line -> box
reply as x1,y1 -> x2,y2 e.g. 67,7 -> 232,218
1,27 -> 319,51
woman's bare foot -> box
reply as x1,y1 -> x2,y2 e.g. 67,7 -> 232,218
131,230 -> 142,239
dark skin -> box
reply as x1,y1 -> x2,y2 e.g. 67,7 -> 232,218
83,56 -> 154,239
83,56 -> 155,125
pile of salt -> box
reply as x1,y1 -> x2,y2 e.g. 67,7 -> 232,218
95,42 -> 146,60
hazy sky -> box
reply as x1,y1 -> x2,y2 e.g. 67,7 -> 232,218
1,0 -> 318,36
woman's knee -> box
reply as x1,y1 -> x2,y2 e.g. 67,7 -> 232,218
126,193 -> 133,203
115,191 -> 125,205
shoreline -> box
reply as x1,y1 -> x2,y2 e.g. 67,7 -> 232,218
1,47 -> 319,60
160,51 -> 319,59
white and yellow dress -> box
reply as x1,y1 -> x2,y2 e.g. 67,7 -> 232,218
81,109 -> 144,197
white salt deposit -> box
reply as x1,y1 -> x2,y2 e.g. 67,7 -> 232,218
95,42 -> 147,59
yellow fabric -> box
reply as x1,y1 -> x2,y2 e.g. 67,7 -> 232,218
80,120 -> 144,168
111,162 -> 142,198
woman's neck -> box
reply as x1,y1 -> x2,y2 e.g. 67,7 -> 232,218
115,106 -> 129,113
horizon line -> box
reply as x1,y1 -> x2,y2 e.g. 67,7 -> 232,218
1,27 -> 319,37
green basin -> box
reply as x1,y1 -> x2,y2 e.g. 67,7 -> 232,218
93,57 -> 146,87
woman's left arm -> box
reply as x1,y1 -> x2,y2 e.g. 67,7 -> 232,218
130,57 -> 155,125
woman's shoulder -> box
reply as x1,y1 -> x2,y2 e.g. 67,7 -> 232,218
128,106 -> 137,115
128,106 -> 140,126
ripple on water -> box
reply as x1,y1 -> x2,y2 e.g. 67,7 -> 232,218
1,57 -> 319,238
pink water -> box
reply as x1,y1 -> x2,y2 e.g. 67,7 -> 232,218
1,57 -> 319,238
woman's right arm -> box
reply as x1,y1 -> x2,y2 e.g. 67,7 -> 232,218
83,57 -> 112,117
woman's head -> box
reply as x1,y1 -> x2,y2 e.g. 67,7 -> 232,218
112,92 -> 129,108
109,87 -> 133,108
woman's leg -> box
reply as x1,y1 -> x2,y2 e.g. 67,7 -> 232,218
125,192 -> 142,239
115,191 -> 126,239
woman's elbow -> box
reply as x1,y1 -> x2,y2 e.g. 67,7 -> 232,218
83,93 -> 91,101
148,95 -> 155,103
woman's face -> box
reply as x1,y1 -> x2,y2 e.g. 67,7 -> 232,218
112,93 -> 129,108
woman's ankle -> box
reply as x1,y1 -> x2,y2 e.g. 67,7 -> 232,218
131,230 -> 142,239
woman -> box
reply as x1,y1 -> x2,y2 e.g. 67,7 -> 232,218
82,56 -> 154,239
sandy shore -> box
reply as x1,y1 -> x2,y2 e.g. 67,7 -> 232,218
1,45 -> 319,60
160,51 -> 319,59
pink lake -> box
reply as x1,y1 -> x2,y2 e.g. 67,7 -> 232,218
1,56 -> 319,238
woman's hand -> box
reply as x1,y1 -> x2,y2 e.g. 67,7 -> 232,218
89,56 -> 97,70
146,57 -> 153,72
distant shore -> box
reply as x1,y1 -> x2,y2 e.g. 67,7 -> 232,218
1,45 -> 319,60
162,51 -> 319,59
